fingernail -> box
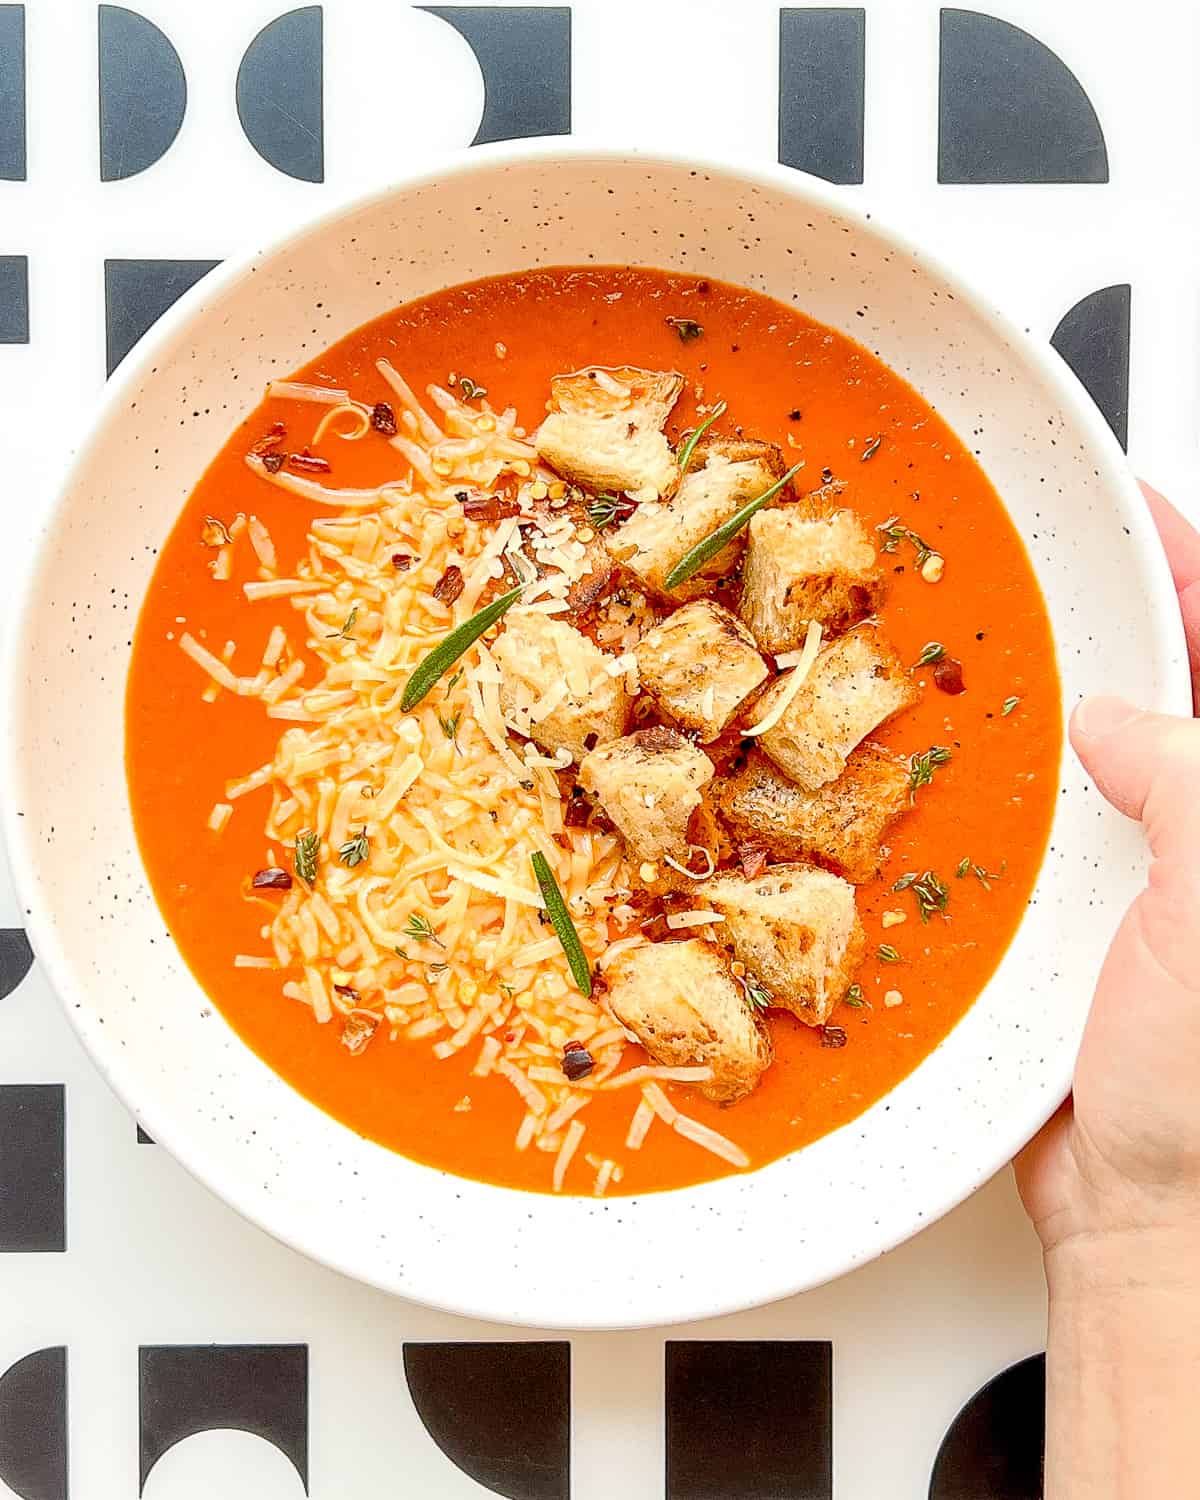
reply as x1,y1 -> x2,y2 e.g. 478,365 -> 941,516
1074,696 -> 1140,738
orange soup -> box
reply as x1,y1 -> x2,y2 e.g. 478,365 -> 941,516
126,267 -> 1060,1196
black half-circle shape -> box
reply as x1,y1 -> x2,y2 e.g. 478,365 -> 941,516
0,5 -> 26,180
939,9 -> 1108,183
419,7 -> 570,145
778,7 -> 865,185
139,1345 -> 307,1494
98,5 -> 187,182
666,1341 -> 832,1499
404,1342 -> 569,1500
1051,283 -> 1130,450
236,7 -> 323,182
0,927 -> 34,996
929,1353 -> 1045,1498
104,258 -> 220,375
0,255 -> 28,343
0,1085 -> 65,1253
0,1347 -> 67,1500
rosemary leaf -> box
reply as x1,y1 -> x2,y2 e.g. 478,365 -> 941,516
664,462 -> 803,590
530,852 -> 592,996
401,584 -> 524,710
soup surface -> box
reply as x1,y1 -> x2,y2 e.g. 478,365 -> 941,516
126,266 -> 1060,1196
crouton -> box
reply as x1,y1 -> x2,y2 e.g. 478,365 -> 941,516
698,864 -> 864,1026
535,365 -> 684,503
578,727 -> 714,868
752,624 -> 917,789
634,601 -> 769,742
740,504 -> 884,652
602,939 -> 772,1103
605,435 -> 788,601
493,612 -> 630,764
716,746 -> 911,884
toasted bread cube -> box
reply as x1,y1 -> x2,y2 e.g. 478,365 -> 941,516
741,505 -> 883,652
579,727 -> 714,868
535,365 -> 684,503
605,436 -> 787,601
717,746 -> 911,884
634,601 -> 769,742
699,864 -> 864,1026
493,613 -> 630,765
602,939 -> 772,1103
754,625 -> 917,790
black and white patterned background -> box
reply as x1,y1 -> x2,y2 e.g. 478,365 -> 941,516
1,2 -> 1196,1494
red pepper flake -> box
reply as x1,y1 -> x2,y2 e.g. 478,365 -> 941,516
821,1025 -> 848,1049
391,553 -> 413,571
262,452 -> 285,474
288,450 -> 332,474
252,867 -> 293,890
933,657 -> 967,695
332,982 -> 361,1003
432,565 -> 464,605
340,1010 -> 379,1056
250,421 -> 286,456
564,791 -> 591,828
370,401 -> 398,436
562,1043 -> 594,1081
738,842 -> 768,880
457,487 -> 521,524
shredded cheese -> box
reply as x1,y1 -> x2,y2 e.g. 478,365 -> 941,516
742,620 -> 824,736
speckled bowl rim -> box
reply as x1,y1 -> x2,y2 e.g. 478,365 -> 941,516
3,140 -> 1191,1328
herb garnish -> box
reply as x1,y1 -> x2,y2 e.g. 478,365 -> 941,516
742,976 -> 772,1012
895,869 -> 950,922
914,641 -> 946,668
955,856 -> 970,878
586,493 -> 637,530
843,983 -> 869,1009
445,667 -> 464,691
457,376 -> 486,401
400,583 -> 524,710
663,462 -> 803,589
907,745 -> 952,797
1002,696 -> 1020,716
438,712 -> 461,744
665,316 -> 704,343
877,944 -> 903,965
860,434 -> 883,462
338,828 -> 370,868
877,516 -> 935,567
956,859 -> 1007,891
328,606 -> 357,640
675,400 -> 727,475
401,912 -> 444,948
294,830 -> 319,886
530,851 -> 592,996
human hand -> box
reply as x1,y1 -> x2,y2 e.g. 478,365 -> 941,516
1015,482 -> 1200,1257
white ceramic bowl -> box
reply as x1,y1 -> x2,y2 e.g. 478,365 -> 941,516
4,144 -> 1190,1328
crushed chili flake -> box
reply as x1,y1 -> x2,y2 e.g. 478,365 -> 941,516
432,565 -> 465,605
933,657 -> 967,695
738,842 -> 768,880
564,791 -> 591,828
562,1043 -> 595,1081
391,553 -> 413,571
288,450 -> 331,474
332,982 -> 361,1003
457,488 -> 521,524
249,421 -> 286,456
262,452 -> 285,474
821,1025 -> 848,1049
370,401 -> 398,436
252,867 -> 293,890
201,516 -> 232,547
340,1010 -> 380,1056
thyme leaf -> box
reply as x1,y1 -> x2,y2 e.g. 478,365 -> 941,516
294,829 -> 319,886
338,828 -> 370,868
665,316 -> 704,343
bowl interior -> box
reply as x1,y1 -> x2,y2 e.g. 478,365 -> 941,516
5,149 -> 1188,1328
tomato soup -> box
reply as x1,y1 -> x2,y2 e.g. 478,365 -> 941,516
126,267 -> 1060,1195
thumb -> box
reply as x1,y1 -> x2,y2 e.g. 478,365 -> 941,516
1071,697 -> 1200,859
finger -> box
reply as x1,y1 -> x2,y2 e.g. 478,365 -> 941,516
1071,699 -> 1200,860
1141,480 -> 1200,595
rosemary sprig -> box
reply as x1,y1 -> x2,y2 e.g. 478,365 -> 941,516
401,584 -> 524,710
907,745 -> 952,797
327,606 -> 358,639
664,462 -> 803,589
675,400 -> 727,475
530,852 -> 592,996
